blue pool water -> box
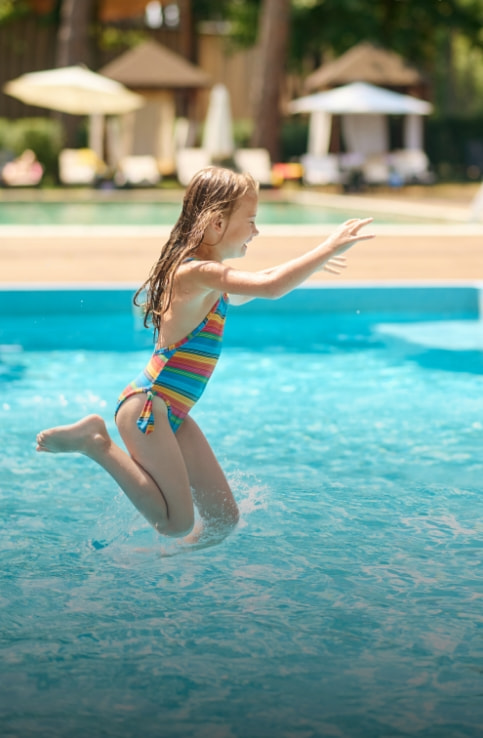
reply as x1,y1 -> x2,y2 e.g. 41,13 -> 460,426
1,286 -> 482,738
0,198 -> 440,226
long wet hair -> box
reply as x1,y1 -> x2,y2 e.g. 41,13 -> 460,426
134,167 -> 258,337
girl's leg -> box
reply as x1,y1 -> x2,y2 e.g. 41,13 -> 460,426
36,396 -> 195,537
175,415 -> 239,544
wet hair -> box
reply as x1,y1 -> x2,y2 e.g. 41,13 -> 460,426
134,166 -> 258,337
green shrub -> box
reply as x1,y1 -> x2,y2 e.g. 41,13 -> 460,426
0,117 -> 14,152
280,118 -> 308,161
233,119 -> 253,148
425,116 -> 483,181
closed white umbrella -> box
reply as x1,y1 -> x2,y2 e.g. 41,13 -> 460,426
4,65 -> 145,115
202,84 -> 235,160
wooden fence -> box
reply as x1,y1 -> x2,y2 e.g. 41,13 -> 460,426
0,16 -> 191,120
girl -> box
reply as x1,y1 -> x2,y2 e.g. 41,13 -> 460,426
36,167 -> 373,547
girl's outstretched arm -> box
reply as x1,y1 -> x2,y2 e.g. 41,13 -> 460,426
228,254 -> 348,306
198,218 -> 374,300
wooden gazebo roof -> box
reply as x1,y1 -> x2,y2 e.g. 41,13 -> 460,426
305,42 -> 426,92
99,40 -> 211,89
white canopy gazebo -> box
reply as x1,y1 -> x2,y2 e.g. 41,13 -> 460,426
288,81 -> 433,158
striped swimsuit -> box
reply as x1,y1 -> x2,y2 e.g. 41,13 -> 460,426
116,293 -> 228,434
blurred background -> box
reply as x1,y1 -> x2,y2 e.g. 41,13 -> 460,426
0,0 -> 482,190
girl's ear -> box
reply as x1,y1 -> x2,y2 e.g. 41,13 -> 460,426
211,214 -> 225,234
203,214 -> 225,244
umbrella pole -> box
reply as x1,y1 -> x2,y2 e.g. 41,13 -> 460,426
89,114 -> 105,161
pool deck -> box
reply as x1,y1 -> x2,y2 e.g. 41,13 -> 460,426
1,184 -> 482,285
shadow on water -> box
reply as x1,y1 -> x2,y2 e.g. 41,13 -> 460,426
0,286 -> 481,376
373,320 -> 483,375
225,311 -> 483,376
387,344 -> 483,374
1,311 -> 482,376
356,337 -> 483,376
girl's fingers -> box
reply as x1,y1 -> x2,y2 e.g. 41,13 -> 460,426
329,256 -> 347,264
344,217 -> 373,231
325,255 -> 348,273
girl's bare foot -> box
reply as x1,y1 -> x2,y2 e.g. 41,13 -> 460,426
36,414 -> 110,457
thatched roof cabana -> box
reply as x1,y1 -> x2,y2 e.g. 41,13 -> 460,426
99,40 -> 211,174
99,39 -> 211,90
305,42 -> 426,92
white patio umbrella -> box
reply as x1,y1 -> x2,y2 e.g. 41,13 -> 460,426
3,65 -> 145,115
202,84 -> 235,160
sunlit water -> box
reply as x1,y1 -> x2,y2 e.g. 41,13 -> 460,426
1,294 -> 482,738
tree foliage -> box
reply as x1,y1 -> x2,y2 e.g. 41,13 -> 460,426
295,0 -> 483,71
196,0 -> 483,74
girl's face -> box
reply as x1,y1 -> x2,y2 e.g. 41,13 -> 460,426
217,191 -> 259,259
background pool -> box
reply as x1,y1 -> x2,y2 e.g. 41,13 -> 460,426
1,287 -> 482,738
0,198 -> 441,226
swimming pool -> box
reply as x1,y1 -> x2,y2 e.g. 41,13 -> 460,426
1,286 -> 482,738
0,197 -> 444,226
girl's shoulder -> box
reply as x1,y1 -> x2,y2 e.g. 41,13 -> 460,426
174,259 -> 223,300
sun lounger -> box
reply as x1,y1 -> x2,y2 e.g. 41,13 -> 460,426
175,148 -> 211,187
59,148 -> 106,186
234,148 -> 274,187
389,149 -> 435,184
114,156 -> 161,187
300,154 -> 346,186
361,154 -> 390,186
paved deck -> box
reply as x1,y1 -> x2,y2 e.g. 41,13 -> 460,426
1,186 -> 482,285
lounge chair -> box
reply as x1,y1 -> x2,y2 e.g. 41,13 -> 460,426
361,154 -> 390,186
175,148 -> 211,187
470,180 -> 483,221
389,149 -> 435,184
234,148 -> 274,187
59,148 -> 106,186
114,156 -> 161,187
300,154 -> 345,186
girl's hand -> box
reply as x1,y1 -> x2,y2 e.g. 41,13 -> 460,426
325,218 -> 374,255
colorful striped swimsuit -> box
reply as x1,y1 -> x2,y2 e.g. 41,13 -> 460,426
116,293 -> 228,434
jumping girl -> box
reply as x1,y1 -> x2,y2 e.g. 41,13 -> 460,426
36,167 -> 374,547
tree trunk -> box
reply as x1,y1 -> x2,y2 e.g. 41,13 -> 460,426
56,0 -> 98,147
250,0 -> 291,162
56,0 -> 98,67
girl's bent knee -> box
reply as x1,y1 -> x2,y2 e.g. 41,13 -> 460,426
210,504 -> 240,534
227,505 -> 240,529
226,500 -> 240,527
164,512 -> 195,538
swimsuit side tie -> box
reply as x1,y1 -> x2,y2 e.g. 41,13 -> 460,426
137,390 -> 155,434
